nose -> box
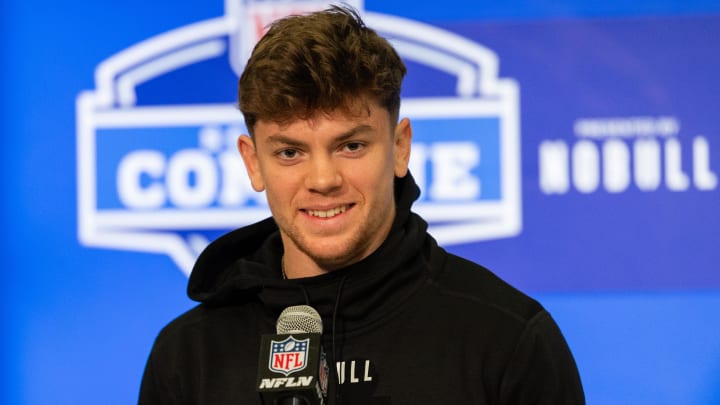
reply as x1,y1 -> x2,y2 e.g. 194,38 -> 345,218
304,154 -> 342,194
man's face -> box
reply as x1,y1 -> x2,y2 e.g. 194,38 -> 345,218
238,100 -> 412,276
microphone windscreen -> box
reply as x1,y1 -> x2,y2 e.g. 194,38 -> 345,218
276,305 -> 323,334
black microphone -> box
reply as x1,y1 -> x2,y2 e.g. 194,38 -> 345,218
257,305 -> 329,405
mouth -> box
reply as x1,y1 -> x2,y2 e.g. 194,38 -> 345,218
303,204 -> 353,219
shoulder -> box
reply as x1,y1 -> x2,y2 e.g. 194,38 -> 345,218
152,305 -> 207,347
150,300 -> 266,356
140,302 -> 271,403
146,305 -> 211,363
424,252 -> 585,402
428,251 -> 545,325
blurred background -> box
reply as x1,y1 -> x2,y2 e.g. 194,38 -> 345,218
2,0 -> 719,403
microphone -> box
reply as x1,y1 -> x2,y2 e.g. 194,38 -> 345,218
257,305 -> 329,405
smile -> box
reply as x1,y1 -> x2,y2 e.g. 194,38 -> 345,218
306,205 -> 350,219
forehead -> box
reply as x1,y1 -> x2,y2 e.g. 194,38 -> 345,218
253,101 -> 391,140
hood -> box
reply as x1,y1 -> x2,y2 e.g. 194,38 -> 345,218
187,172 -> 440,330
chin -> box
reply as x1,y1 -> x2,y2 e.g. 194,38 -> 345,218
305,244 -> 359,270
308,252 -> 352,270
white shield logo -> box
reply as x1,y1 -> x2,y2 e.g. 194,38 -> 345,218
76,0 -> 521,275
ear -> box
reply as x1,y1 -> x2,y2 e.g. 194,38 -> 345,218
393,118 -> 413,177
237,135 -> 266,192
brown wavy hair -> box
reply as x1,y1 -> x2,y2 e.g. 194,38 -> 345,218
238,6 -> 406,133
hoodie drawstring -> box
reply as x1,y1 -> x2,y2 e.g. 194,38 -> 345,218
330,273 -> 349,405
299,284 -> 311,306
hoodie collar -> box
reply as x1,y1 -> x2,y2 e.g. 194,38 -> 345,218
187,173 -> 438,331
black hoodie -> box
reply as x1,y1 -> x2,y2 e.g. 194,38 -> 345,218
139,174 -> 585,404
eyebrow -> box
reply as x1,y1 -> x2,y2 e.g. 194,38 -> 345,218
265,124 -> 374,148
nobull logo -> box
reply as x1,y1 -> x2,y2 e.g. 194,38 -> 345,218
76,0 -> 522,275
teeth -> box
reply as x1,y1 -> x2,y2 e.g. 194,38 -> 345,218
308,206 -> 347,218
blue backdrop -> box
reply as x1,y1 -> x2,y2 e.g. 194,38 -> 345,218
3,0 -> 720,403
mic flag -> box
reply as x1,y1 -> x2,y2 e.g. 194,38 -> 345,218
257,306 -> 327,405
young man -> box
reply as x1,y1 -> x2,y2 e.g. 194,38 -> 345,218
139,6 -> 584,404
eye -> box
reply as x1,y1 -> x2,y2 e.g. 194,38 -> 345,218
277,148 -> 299,159
343,142 -> 364,152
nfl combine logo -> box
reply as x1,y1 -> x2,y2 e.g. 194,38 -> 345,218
76,0 -> 521,276
270,336 -> 309,376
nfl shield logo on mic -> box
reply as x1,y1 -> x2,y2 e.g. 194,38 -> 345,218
269,336 -> 309,376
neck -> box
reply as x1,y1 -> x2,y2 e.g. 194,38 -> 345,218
279,225 -> 394,279
280,251 -> 331,279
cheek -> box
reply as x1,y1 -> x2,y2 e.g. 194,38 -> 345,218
263,181 -> 293,215
352,164 -> 395,201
